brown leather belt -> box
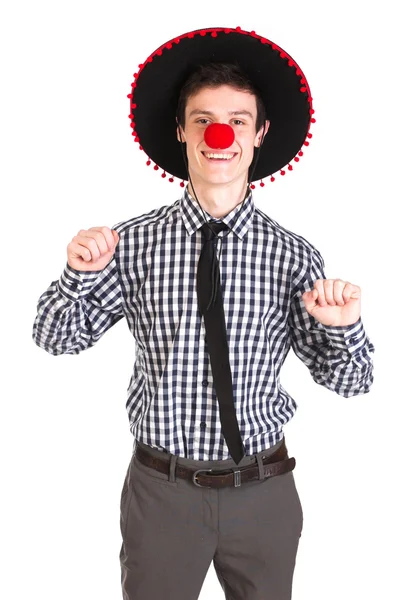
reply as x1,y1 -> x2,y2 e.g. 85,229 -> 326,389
135,438 -> 296,489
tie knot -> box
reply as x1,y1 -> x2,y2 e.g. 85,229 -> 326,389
200,220 -> 229,240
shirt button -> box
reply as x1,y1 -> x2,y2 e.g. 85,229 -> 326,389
200,422 -> 207,430
202,380 -> 208,387
350,337 -> 357,343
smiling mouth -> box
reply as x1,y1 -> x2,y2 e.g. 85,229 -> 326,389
201,151 -> 237,161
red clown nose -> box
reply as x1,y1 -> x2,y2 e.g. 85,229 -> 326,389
204,123 -> 235,149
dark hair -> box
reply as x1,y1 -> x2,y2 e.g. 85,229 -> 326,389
176,62 -> 267,133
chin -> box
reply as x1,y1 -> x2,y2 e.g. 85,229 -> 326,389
195,166 -> 238,182
203,172 -> 245,186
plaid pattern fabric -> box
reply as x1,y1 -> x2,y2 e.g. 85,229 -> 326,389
32,187 -> 375,460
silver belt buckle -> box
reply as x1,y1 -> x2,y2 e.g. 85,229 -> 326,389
192,468 -> 213,488
192,468 -> 242,488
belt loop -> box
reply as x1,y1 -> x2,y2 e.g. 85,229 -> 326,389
256,453 -> 265,480
169,453 -> 178,483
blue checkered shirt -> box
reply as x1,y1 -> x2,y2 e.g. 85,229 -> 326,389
32,187 -> 375,459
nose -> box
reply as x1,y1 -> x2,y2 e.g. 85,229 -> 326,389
204,123 -> 235,149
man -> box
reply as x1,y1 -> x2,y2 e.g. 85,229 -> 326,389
32,27 -> 375,600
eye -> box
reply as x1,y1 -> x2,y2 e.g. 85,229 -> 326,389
196,118 -> 210,124
232,119 -> 245,125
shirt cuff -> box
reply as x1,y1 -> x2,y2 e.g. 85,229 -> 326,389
57,262 -> 104,302
316,316 -> 367,354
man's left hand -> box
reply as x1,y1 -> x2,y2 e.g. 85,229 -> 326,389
301,279 -> 361,326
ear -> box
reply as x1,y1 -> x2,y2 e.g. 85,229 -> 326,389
255,120 -> 270,148
176,121 -> 186,144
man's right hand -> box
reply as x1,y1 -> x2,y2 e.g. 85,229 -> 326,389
67,227 -> 120,272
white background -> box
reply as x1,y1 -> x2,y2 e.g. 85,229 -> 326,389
1,1 -> 399,598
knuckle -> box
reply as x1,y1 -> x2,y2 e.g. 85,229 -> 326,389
94,230 -> 105,243
88,238 -> 98,249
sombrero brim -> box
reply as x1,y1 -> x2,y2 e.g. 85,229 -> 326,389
128,26 -> 315,183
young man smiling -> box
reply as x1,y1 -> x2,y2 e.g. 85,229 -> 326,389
33,27 -> 375,600
177,81 -> 270,217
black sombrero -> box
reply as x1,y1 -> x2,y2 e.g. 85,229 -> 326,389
127,26 -> 315,188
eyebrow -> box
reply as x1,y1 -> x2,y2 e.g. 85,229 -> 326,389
188,109 -> 254,119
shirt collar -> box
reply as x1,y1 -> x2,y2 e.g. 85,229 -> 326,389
179,185 -> 255,241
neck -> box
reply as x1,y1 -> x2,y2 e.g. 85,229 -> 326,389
187,174 -> 249,219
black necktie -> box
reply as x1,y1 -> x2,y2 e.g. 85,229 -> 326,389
196,220 -> 246,466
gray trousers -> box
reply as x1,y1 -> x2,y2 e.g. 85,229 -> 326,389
119,436 -> 303,600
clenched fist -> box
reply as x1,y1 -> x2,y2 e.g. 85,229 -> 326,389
67,226 -> 120,272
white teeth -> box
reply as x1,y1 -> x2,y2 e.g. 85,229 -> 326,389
204,152 -> 234,160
